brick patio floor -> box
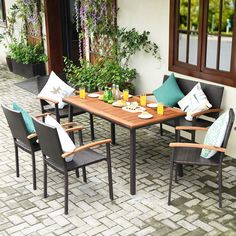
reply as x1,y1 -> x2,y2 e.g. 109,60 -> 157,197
0,65 -> 236,236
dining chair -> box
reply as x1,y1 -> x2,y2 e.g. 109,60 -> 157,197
37,74 -> 95,141
32,117 -> 113,215
168,109 -> 235,208
2,104 -> 41,190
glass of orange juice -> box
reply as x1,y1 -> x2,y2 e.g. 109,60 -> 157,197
140,94 -> 147,106
79,87 -> 86,99
123,89 -> 129,101
157,103 -> 164,115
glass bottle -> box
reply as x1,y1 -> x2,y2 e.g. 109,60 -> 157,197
112,84 -> 116,99
103,86 -> 108,103
115,84 -> 120,101
108,87 -> 113,103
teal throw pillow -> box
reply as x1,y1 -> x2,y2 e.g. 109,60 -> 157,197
153,73 -> 184,107
12,102 -> 36,134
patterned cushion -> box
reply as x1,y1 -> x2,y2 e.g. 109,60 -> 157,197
12,102 -> 35,134
178,83 -> 212,117
38,71 -> 75,109
153,73 -> 184,107
45,115 -> 75,162
201,110 -> 229,159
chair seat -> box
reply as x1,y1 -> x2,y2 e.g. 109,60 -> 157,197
16,139 -> 41,153
173,147 -> 221,166
164,116 -> 213,129
44,105 -> 86,119
46,149 -> 106,172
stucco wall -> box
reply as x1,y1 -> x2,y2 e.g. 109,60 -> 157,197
0,0 -> 15,64
117,0 -> 236,158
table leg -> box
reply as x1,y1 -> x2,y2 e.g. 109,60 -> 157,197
111,123 -> 116,145
130,129 -> 136,195
68,105 -> 74,142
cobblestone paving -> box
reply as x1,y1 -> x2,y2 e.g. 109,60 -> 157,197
0,65 -> 236,236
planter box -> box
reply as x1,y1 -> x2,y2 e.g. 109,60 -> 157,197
12,60 -> 46,78
6,56 -> 13,72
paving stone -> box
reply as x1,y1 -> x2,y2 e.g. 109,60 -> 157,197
0,65 -> 236,235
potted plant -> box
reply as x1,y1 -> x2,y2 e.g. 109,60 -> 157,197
9,40 -> 48,78
0,4 -> 18,71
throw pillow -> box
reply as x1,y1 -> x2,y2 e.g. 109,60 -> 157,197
38,71 -> 75,109
153,73 -> 184,107
178,83 -> 212,117
201,110 -> 229,159
45,115 -> 75,162
12,102 -> 35,134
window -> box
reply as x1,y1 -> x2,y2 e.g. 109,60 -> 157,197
0,0 -> 6,26
169,0 -> 236,87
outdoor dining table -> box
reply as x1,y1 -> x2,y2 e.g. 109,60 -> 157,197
63,94 -> 185,195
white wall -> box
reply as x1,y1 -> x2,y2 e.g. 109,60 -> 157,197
0,0 -> 15,64
117,0 -> 236,158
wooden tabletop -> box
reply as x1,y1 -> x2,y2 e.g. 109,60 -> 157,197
63,95 -> 186,129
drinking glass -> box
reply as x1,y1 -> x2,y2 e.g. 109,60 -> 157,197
79,87 -> 86,99
157,103 -> 164,115
140,94 -> 147,106
123,89 -> 129,101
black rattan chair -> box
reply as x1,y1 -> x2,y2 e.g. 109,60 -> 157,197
168,109 -> 235,208
2,104 -> 41,190
158,75 -> 224,142
37,74 -> 95,140
32,117 -> 113,215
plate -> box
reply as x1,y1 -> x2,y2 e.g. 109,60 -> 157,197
147,103 -> 158,108
88,93 -> 100,98
138,113 -> 153,119
121,94 -> 133,98
122,106 -> 146,113
112,101 -> 127,107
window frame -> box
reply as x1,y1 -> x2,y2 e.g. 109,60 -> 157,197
0,0 -> 6,27
169,0 -> 236,87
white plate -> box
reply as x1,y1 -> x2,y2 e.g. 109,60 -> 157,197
121,94 -> 133,98
138,113 -> 153,119
147,103 -> 158,108
88,93 -> 100,98
122,106 -> 146,113
112,101 -> 127,107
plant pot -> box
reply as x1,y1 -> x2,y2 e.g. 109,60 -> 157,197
6,56 -> 13,72
11,59 -> 46,78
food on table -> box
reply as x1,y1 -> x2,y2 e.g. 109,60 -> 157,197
115,100 -> 127,107
125,102 -> 139,110
99,94 -> 104,100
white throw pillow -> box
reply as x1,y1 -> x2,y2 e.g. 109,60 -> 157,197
45,115 -> 75,162
178,83 -> 212,119
201,110 -> 229,159
38,71 -> 75,109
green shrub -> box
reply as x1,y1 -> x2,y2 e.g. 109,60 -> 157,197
9,41 -> 48,64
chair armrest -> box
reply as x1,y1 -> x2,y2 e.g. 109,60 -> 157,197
61,122 -> 84,133
146,93 -> 154,96
27,133 -> 37,140
37,96 -> 59,104
65,126 -> 83,133
35,112 -> 52,119
62,139 -> 112,158
61,122 -> 79,128
176,126 -> 208,131
169,142 -> 226,153
191,108 -> 223,118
